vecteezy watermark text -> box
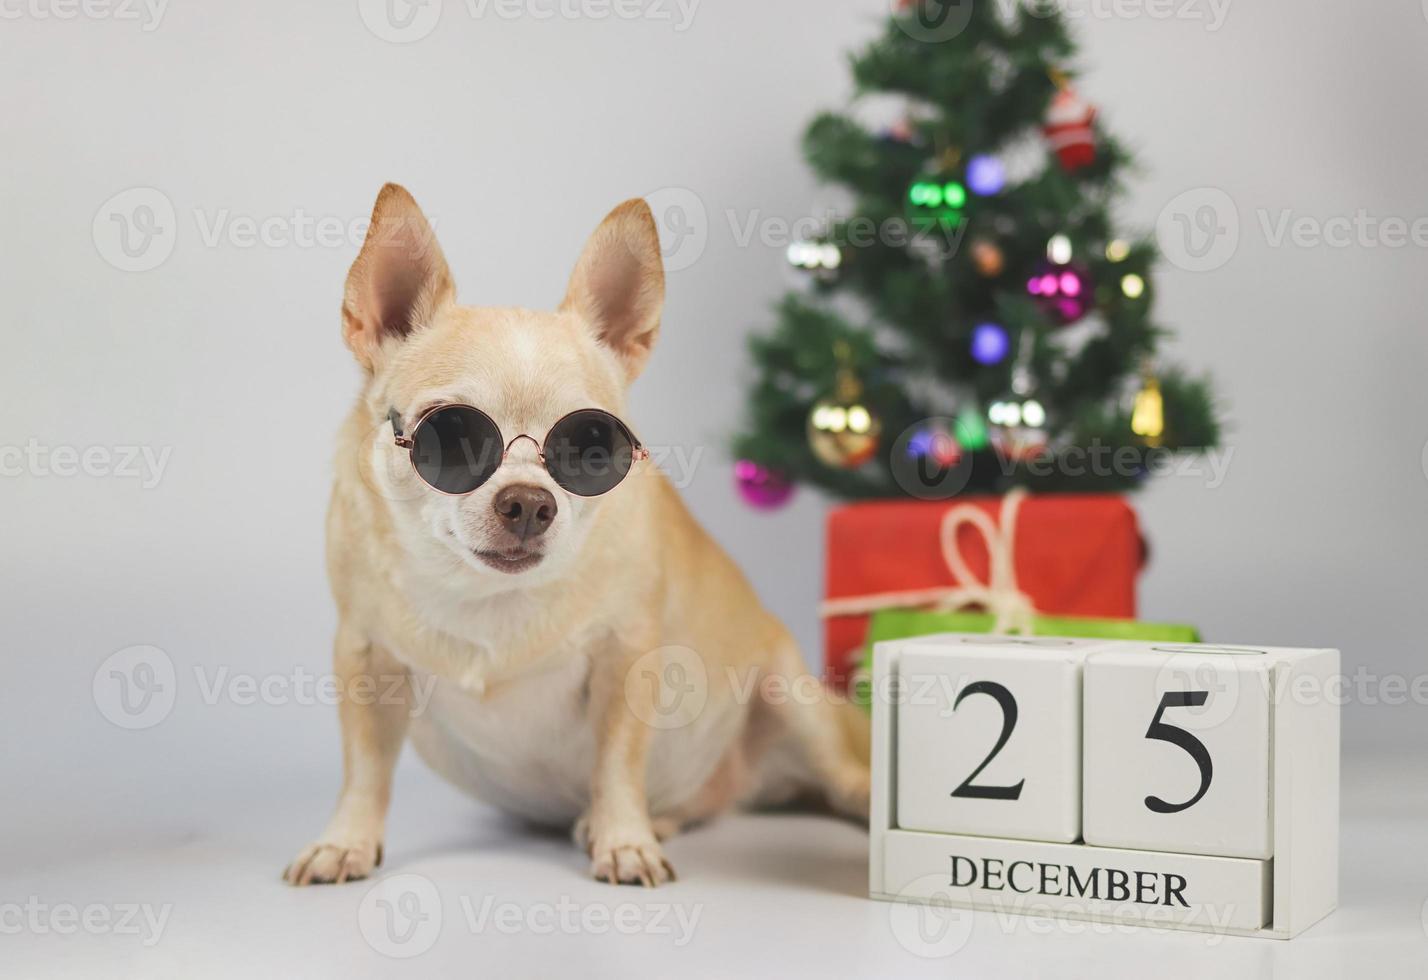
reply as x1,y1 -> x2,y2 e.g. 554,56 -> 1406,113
93,645 -> 441,730
0,898 -> 172,947
459,893 -> 701,944
1016,444 -> 1235,489
0,440 -> 171,488
1022,0 -> 1231,31
357,0 -> 701,44
356,873 -> 702,958
1158,188 -> 1428,273
0,0 -> 169,31
1257,209 -> 1428,250
891,0 -> 1231,42
93,186 -> 447,272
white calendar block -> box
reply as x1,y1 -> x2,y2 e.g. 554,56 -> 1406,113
869,636 -> 1340,939
895,635 -> 1118,843
1082,643 -> 1332,860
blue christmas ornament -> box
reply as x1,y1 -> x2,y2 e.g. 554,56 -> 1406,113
970,322 -> 1011,365
966,154 -> 1006,196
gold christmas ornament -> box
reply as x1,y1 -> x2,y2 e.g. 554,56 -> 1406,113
807,343 -> 882,469
1131,369 -> 1165,447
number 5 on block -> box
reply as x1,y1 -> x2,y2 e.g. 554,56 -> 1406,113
895,636 -> 1115,844
1082,646 -> 1276,859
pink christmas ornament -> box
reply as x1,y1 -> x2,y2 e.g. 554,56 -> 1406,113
734,459 -> 794,510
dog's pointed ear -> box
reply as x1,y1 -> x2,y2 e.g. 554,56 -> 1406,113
560,199 -> 665,382
342,183 -> 454,371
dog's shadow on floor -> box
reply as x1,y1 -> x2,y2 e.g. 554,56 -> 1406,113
395,811 -> 571,863
390,808 -> 869,899
679,809 -> 869,899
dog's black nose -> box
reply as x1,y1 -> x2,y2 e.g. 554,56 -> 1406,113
492,484 -> 557,540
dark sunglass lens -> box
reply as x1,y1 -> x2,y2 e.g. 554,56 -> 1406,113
545,410 -> 634,496
410,407 -> 502,494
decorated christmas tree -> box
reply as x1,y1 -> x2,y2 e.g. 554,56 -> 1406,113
733,3 -> 1222,505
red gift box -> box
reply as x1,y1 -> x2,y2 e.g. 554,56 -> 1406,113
822,493 -> 1144,687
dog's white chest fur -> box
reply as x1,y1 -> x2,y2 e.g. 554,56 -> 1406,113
405,652 -> 739,827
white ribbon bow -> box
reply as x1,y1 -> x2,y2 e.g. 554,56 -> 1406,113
819,487 -> 1037,636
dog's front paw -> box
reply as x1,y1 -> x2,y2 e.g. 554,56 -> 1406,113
591,839 -> 675,888
282,838 -> 383,886
579,820 -> 675,887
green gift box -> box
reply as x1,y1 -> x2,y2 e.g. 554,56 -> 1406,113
852,608 -> 1201,708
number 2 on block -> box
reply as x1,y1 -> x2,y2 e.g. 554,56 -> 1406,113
1143,691 -> 1214,813
950,681 -> 1026,801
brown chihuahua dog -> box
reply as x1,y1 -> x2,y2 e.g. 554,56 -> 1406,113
283,185 -> 869,888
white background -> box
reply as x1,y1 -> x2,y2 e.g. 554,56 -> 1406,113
3,2 -> 1428,976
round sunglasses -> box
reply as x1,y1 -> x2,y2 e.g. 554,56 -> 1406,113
389,404 -> 650,497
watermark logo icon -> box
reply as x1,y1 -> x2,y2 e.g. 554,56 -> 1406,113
887,874 -> 975,958
888,418 -> 974,500
93,645 -> 177,730
644,187 -> 707,273
358,873 -> 443,958
1156,187 -> 1239,272
891,0 -> 975,43
93,188 -> 177,272
359,0 -> 443,42
1152,654 -> 1241,731
624,645 -> 708,730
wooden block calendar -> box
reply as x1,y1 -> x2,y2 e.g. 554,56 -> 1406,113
868,634 -> 1340,939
